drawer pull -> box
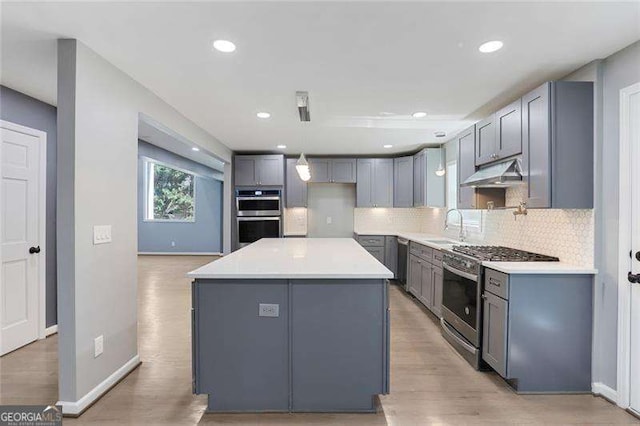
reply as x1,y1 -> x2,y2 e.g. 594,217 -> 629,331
489,278 -> 501,287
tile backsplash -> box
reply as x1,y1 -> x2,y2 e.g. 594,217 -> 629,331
353,208 -> 425,233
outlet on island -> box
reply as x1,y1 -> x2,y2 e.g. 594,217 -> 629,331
258,303 -> 279,317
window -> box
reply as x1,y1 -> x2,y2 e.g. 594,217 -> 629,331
145,161 -> 195,221
445,160 -> 482,231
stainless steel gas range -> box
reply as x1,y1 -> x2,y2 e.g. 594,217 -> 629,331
440,246 -> 559,369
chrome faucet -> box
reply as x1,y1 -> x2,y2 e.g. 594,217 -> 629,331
444,208 -> 465,242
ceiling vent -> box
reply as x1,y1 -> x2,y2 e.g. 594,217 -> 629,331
296,91 -> 311,122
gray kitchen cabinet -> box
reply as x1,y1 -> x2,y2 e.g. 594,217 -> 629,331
356,158 -> 393,207
425,148 -> 446,207
308,158 -> 331,183
234,154 -> 284,186
495,99 -> 522,160
393,156 -> 414,207
330,158 -> 357,183
408,254 -> 422,297
384,236 -> 398,278
457,125 -> 477,209
286,158 -> 307,207
482,291 -> 508,378
365,246 -> 385,264
419,261 -> 433,308
475,114 -> 497,166
432,266 -> 443,318
413,151 -> 425,206
308,158 -> 357,183
522,81 -> 594,209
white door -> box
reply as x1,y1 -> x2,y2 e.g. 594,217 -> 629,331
629,85 -> 640,415
0,123 -> 45,355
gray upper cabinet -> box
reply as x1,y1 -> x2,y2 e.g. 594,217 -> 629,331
308,158 -> 331,183
393,156 -> 414,207
475,114 -> 497,166
425,148 -> 445,208
356,158 -> 393,207
495,99 -> 522,160
234,154 -> 284,186
330,158 -> 357,183
522,81 -> 594,209
286,158 -> 307,207
308,158 -> 356,183
457,126 -> 477,209
413,151 -> 425,206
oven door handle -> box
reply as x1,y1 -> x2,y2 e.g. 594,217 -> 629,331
236,196 -> 281,201
442,262 -> 478,281
237,217 -> 281,221
441,318 -> 478,355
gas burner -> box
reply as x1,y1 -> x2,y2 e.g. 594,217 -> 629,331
451,245 -> 559,262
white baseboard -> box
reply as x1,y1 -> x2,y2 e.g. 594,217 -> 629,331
45,325 -> 58,336
138,252 -> 222,256
592,382 -> 618,404
57,355 -> 140,416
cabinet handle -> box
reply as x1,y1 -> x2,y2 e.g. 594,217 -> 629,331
489,278 -> 501,287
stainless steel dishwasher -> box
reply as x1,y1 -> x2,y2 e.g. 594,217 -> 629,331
397,237 -> 409,290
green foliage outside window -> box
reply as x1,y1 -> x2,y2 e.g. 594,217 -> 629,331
151,163 -> 195,220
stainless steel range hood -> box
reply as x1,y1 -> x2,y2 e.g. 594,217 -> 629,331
461,158 -> 523,188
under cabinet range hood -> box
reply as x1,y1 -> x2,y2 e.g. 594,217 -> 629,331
461,158 -> 523,188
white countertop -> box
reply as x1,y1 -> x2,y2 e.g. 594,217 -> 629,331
354,231 -> 461,250
187,238 -> 394,279
482,261 -> 598,275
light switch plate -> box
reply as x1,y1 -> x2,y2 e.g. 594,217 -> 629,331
326,216 -> 332,224
259,303 -> 279,317
93,225 -> 112,245
94,335 -> 104,358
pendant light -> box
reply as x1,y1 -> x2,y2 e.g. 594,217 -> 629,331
296,153 -> 311,181
435,147 -> 446,177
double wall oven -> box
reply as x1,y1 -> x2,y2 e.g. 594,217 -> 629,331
236,189 -> 282,248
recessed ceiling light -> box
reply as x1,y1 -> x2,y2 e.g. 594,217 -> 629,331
257,112 -> 271,119
383,144 -> 393,149
192,147 -> 200,152
277,144 -> 287,149
479,40 -> 503,53
213,39 -> 236,53
412,112 -> 427,118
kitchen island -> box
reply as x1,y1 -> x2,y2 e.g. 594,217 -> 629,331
187,238 -> 393,413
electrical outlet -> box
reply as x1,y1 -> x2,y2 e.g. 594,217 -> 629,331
171,241 -> 176,247
93,225 -> 112,245
258,303 -> 279,317
326,216 -> 332,224
94,335 -> 104,358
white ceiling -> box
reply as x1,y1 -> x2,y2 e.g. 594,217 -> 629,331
2,1 -> 639,155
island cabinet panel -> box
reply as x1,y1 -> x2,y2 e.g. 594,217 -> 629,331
193,280 -> 289,411
286,158 -> 307,207
290,280 -> 387,412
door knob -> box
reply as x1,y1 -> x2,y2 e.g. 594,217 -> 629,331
29,246 -> 41,254
628,272 -> 640,284
636,251 -> 640,262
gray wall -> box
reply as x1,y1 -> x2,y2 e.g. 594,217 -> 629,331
56,39 -> 232,407
307,184 -> 355,237
0,85 -> 57,327
138,140 -> 223,253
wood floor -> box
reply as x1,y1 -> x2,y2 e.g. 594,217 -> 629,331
1,255 -> 637,425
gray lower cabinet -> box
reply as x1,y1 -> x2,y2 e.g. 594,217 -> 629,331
356,158 -> 393,207
286,158 -> 307,207
393,156 -> 414,207
495,98 -> 522,160
357,234 -> 397,278
407,243 -> 443,317
235,154 -> 284,186
480,268 -> 593,393
308,158 -> 357,183
482,291 -> 508,377
365,246 -> 385,264
521,81 -> 594,209
384,236 -> 398,277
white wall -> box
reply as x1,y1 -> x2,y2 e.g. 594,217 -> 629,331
56,39 -> 232,409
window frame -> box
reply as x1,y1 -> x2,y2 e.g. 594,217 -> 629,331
143,159 -> 197,223
445,160 -> 482,232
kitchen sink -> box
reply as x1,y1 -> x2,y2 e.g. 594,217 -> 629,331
424,239 -> 454,244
